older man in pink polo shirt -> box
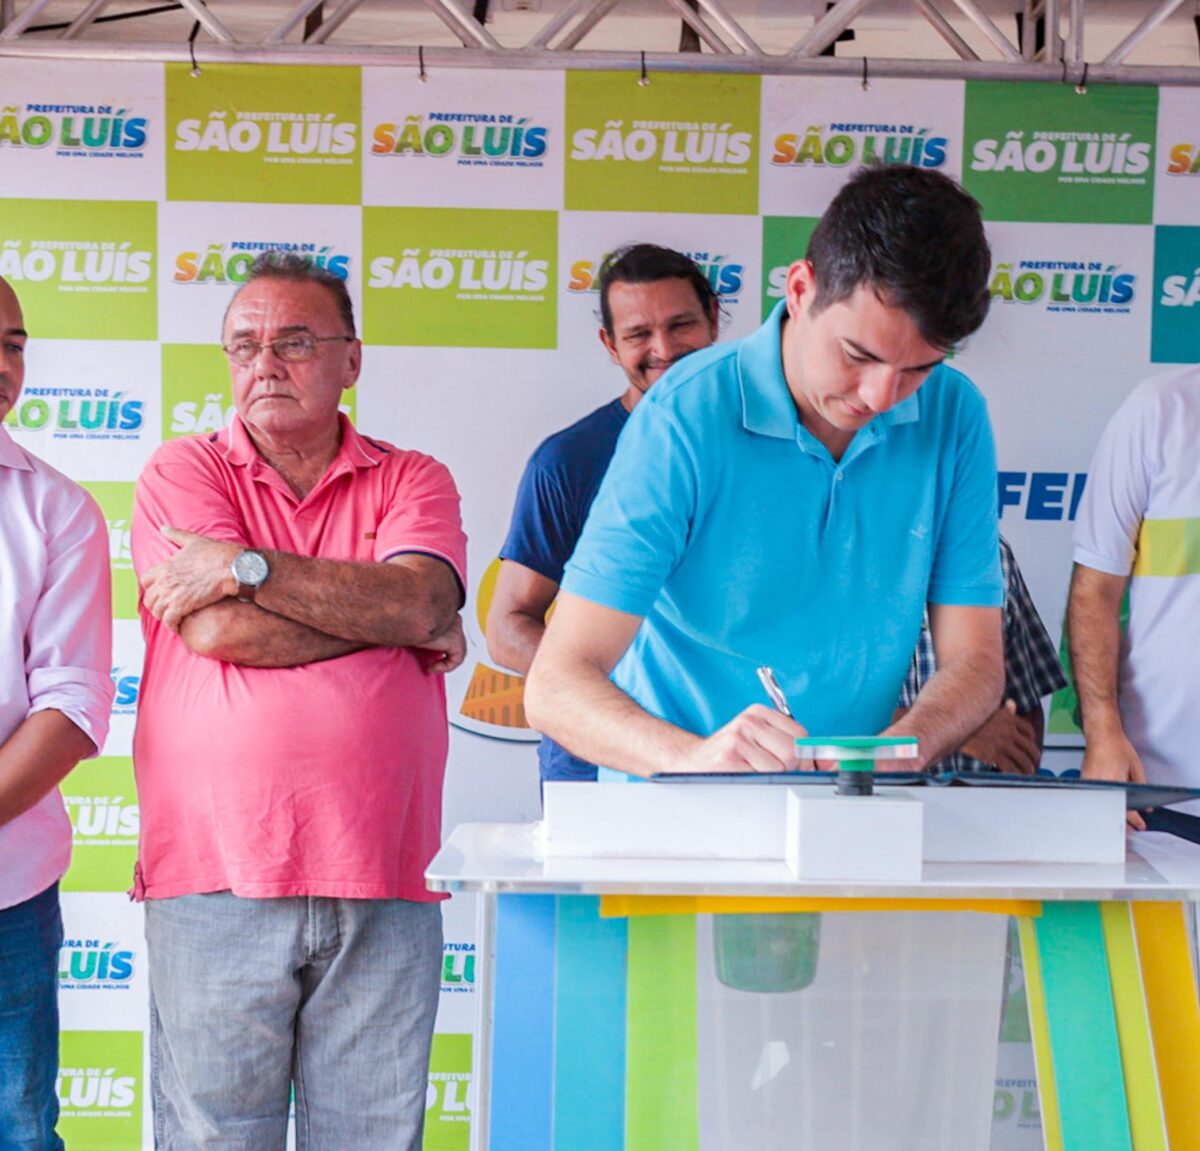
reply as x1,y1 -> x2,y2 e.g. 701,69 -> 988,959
131,253 -> 467,1151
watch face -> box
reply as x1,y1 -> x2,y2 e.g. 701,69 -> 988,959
233,550 -> 269,586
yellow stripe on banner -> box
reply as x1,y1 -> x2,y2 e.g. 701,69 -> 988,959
1100,903 -> 1168,1151
1018,916 -> 1064,1151
1132,518 -> 1200,577
1132,902 -> 1200,1151
599,895 -> 1042,918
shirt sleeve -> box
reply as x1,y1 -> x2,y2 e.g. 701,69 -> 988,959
498,450 -> 581,585
897,613 -> 934,709
375,452 -> 468,600
26,486 -> 114,755
132,440 -> 252,578
1073,385 -> 1153,577
927,381 -> 1004,608
561,399 -> 697,618
998,538 -> 1067,713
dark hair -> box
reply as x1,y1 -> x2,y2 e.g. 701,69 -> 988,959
806,164 -> 991,350
597,243 -> 718,336
225,251 -> 356,337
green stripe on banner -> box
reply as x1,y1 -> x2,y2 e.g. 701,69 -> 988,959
1036,903 -> 1132,1151
1133,518 -> 1200,577
1017,917 -> 1064,1151
1100,903 -> 1168,1151
625,915 -> 698,1151
554,896 -> 627,1151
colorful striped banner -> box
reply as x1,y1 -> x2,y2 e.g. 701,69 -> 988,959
488,896 -> 1196,1151
1035,902 -> 1132,1151
601,895 -> 1041,918
1100,902 -> 1168,1151
553,897 -> 628,1151
1017,915 -> 1064,1151
491,894 -> 557,1151
626,914 -> 699,1151
1132,902 -> 1200,1151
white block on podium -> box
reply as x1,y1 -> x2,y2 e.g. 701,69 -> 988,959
543,781 -> 785,860
786,789 -> 924,881
541,778 -> 1128,873
903,784 -> 1126,864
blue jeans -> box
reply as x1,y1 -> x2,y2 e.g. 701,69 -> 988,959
0,883 -> 65,1151
145,892 -> 442,1151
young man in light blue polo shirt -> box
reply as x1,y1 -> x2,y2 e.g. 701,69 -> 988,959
525,165 -> 1004,776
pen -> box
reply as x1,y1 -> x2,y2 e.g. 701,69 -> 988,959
756,666 -> 793,718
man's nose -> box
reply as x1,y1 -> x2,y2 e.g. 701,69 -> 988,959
647,327 -> 674,363
859,365 -> 903,413
253,342 -> 287,377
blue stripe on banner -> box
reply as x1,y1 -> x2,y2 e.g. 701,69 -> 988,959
553,896 -> 628,1151
1035,902 -> 1133,1151
492,894 -> 557,1151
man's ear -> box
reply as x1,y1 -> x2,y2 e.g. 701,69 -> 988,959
598,325 -> 620,367
785,259 -> 816,320
342,338 -> 363,390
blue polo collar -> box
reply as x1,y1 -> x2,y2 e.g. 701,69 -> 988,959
737,301 -> 921,445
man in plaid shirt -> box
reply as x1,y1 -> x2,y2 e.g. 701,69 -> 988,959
897,537 -> 1065,773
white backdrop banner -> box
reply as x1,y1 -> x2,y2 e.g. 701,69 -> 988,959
2,59 -> 1195,1148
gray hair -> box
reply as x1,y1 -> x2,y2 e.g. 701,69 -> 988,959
224,251 -> 356,337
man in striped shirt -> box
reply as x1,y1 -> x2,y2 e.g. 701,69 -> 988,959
897,537 -> 1065,773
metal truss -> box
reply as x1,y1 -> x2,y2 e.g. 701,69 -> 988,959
0,0 -> 1195,84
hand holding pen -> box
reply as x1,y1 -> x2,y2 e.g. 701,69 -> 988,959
757,667 -> 817,771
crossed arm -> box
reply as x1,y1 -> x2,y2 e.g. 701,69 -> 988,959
141,527 -> 465,671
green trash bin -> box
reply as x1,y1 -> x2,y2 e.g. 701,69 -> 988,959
713,912 -> 822,993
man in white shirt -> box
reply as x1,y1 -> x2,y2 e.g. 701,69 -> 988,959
1070,366 -> 1200,817
0,275 -> 114,1151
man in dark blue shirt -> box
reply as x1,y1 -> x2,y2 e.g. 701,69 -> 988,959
487,244 -> 719,782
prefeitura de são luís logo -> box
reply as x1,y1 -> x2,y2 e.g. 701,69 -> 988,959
0,100 -> 147,156
363,207 -> 557,348
166,64 -> 361,205
567,248 -> 744,306
371,111 -> 548,167
963,81 -> 1157,224
0,199 -> 156,339
771,121 -> 948,170
564,72 -> 759,215
988,258 -> 1137,314
173,240 -> 350,286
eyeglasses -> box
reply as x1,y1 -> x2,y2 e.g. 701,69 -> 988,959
222,333 -> 354,365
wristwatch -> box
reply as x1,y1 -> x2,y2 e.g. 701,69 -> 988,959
231,549 -> 270,604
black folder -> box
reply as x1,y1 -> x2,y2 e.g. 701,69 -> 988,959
647,769 -> 1200,813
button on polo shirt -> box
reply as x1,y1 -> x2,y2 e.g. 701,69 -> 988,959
562,302 -> 1002,742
